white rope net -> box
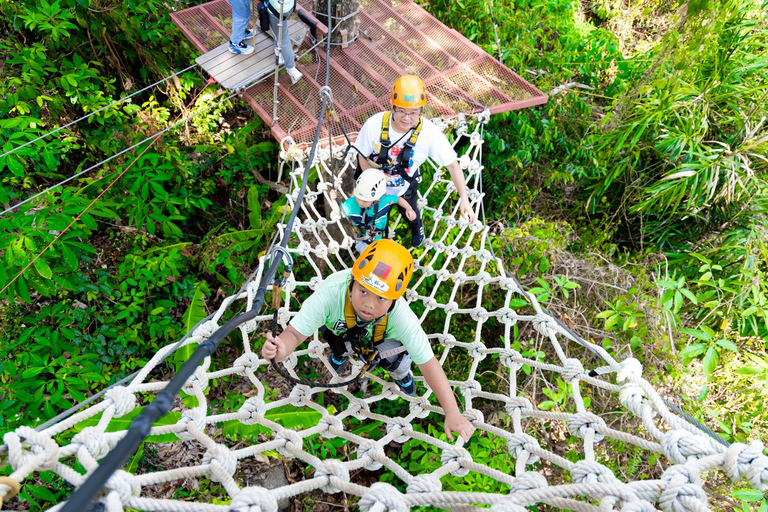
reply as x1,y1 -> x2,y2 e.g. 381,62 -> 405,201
3,115 -> 768,512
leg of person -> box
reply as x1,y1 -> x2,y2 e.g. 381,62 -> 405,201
320,326 -> 349,374
269,11 -> 303,83
228,0 -> 254,54
375,338 -> 415,396
398,180 -> 424,247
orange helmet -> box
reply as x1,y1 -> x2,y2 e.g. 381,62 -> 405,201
352,239 -> 413,300
391,75 -> 426,109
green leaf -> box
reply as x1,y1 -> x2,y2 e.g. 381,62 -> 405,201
732,490 -> 765,502
247,186 -> 262,229
703,346 -> 718,376
34,258 -> 53,279
715,339 -> 737,351
679,343 -> 706,359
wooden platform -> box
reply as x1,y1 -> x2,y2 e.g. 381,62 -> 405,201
171,0 -> 549,145
196,21 -> 308,91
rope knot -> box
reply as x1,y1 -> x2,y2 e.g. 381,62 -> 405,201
617,358 -> 643,383
571,460 -> 617,484
359,482 -> 408,512
659,465 -> 708,512
469,306 -> 489,322
356,441 -> 386,471
618,382 -> 646,416
561,358 -> 585,381
105,386 -> 137,418
72,427 -> 113,460
662,430 -> 717,464
347,398 -> 370,421
193,320 -> 219,339
203,444 -> 238,482
725,441 -> 768,488
240,397 -> 267,425
327,240 -> 340,255
5,427 -> 59,471
459,379 -> 482,396
464,409 -> 484,426
177,409 -> 207,441
319,415 -> 344,436
315,460 -> 350,494
230,486 -> 279,512
182,368 -> 209,395
504,397 -> 533,417
106,470 -> 141,503
567,412 -> 607,442
618,500 -> 658,512
444,301 -> 459,314
275,429 -> 303,457
386,418 -> 411,444
500,349 -> 523,371
308,276 -> 322,290
440,446 -> 472,477
234,352 -> 262,373
467,341 -> 487,360
507,433 -> 540,464
469,131 -> 483,146
467,158 -> 483,175
406,474 -> 442,494
288,384 -> 312,405
509,471 -> 548,492
500,277 -> 522,293
408,397 -> 431,419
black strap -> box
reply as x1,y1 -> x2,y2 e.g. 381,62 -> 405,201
373,112 -> 422,183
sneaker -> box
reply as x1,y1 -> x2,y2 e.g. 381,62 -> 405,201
286,66 -> 303,84
244,28 -> 255,40
329,354 -> 348,375
229,40 -> 254,55
411,224 -> 425,248
394,373 -> 416,396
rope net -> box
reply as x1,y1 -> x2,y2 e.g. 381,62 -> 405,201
3,115 -> 768,512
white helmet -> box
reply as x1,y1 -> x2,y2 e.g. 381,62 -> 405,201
354,168 -> 387,202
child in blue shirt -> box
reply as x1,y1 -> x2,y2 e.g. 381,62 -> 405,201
330,169 -> 416,253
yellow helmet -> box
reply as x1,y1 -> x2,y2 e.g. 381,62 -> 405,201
352,239 -> 413,300
391,75 -> 426,109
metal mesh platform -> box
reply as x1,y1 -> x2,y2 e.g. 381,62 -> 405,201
171,0 -> 548,145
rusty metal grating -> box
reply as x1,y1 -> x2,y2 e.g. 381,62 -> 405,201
171,0 -> 548,145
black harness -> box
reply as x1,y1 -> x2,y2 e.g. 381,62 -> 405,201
371,111 -> 423,183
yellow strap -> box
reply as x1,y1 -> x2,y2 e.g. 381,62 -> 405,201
408,117 -> 422,145
344,284 -> 388,345
0,476 -> 21,509
381,111 -> 391,145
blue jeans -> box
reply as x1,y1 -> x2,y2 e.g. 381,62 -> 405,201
228,0 -> 250,45
269,10 -> 296,69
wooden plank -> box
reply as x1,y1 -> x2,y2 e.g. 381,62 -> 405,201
196,21 -> 307,91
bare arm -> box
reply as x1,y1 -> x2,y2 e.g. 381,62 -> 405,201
445,160 -> 476,223
418,357 -> 476,442
262,325 -> 308,362
328,189 -> 342,218
358,154 -> 373,172
397,196 -> 416,221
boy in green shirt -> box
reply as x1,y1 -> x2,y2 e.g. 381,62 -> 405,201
262,239 -> 475,442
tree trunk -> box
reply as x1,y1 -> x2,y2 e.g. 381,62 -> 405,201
313,0 -> 359,48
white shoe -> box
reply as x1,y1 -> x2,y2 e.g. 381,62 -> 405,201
286,67 -> 303,84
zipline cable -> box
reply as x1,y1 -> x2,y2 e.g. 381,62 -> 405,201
0,63 -> 198,162
0,78 -> 222,297
59,1 -> 333,508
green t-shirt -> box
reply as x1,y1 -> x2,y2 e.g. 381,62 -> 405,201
289,269 -> 434,365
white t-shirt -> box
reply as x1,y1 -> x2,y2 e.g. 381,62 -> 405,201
355,112 -> 457,197
268,0 -> 295,14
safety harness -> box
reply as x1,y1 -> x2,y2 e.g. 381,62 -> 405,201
373,111 -> 423,183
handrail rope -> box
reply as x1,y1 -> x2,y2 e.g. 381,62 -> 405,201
58,1 -> 334,507
0,63 -> 198,162
0,78 -> 225,298
474,125 -> 730,447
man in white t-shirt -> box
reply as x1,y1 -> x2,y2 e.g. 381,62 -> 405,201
354,75 -> 476,247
